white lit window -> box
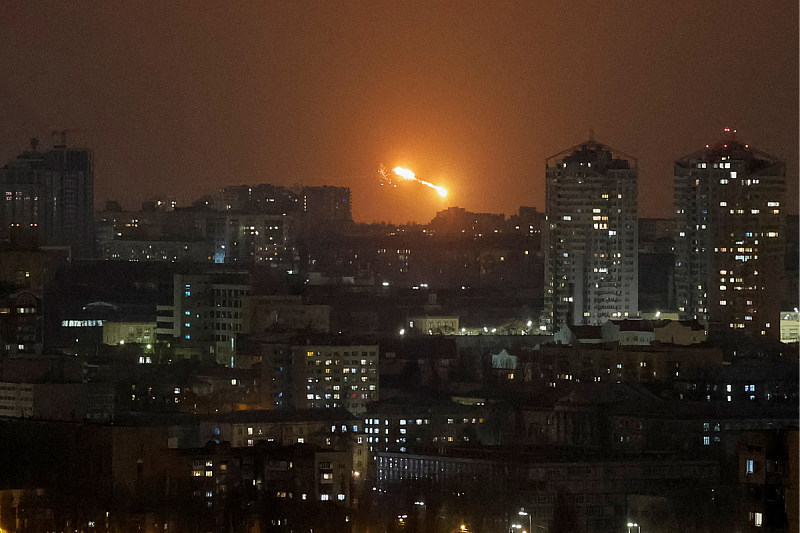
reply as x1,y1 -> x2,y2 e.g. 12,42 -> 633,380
746,459 -> 754,474
754,512 -> 762,527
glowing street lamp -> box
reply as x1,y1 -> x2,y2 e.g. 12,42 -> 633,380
518,510 -> 531,533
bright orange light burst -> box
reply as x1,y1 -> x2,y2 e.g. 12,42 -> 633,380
392,166 -> 448,197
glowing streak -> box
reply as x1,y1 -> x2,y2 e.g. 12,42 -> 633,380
392,167 -> 448,197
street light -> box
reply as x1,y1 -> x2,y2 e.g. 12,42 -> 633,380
518,510 -> 531,533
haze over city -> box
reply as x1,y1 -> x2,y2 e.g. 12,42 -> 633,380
0,0 -> 796,223
0,2 -> 799,533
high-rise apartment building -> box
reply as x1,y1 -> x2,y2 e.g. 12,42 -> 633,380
301,186 -> 352,224
295,340 -> 379,415
215,184 -> 298,215
674,131 -> 785,339
543,137 -> 638,330
0,141 -> 94,257
206,213 -> 295,265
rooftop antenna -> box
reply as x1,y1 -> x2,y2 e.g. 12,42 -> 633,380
588,128 -> 596,142
29,137 -> 39,152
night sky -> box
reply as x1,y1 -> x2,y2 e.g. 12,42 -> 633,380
0,1 -> 796,223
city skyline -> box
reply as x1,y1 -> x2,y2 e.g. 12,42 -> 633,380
0,1 -> 796,223
0,3 -> 797,532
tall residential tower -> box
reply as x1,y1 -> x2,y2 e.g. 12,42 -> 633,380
0,140 -> 94,257
543,137 -> 638,330
674,130 -> 785,339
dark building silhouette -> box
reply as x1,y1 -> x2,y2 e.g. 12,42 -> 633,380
544,137 -> 638,330
674,131 -> 786,340
301,185 -> 352,224
0,141 -> 95,258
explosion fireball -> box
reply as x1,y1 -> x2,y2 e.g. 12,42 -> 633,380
378,164 -> 448,198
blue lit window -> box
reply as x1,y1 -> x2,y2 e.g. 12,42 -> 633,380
185,334 -> 191,340
185,311 -> 190,315
185,323 -> 191,328
185,291 -> 191,297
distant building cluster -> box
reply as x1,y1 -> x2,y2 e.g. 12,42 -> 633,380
0,131 -> 796,533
